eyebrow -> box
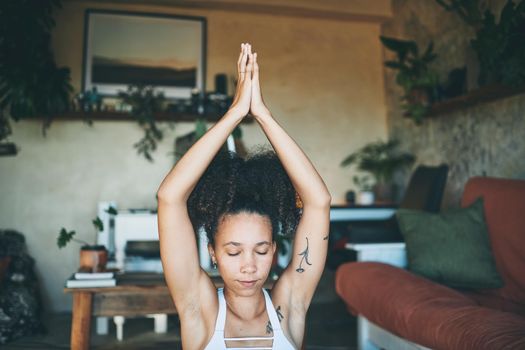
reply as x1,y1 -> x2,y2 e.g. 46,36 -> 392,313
223,241 -> 271,247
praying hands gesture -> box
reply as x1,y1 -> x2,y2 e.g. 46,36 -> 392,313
229,43 -> 271,120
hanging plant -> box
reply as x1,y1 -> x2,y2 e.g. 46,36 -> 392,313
118,85 -> 168,162
436,0 -> 525,87
380,36 -> 440,124
0,0 -> 73,145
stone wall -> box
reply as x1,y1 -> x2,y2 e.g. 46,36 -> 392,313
382,0 -> 525,208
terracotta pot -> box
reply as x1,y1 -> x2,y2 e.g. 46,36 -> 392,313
79,245 -> 108,272
374,183 -> 394,202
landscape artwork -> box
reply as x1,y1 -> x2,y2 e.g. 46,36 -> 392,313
83,10 -> 206,99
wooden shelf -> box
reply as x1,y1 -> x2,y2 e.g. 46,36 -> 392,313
428,84 -> 525,117
47,111 -> 254,123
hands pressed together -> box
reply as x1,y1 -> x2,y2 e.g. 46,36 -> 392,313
229,43 -> 270,119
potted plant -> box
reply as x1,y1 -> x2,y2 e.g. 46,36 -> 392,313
436,0 -> 525,88
0,0 -> 72,148
57,207 -> 117,272
380,36 -> 440,124
352,175 -> 375,205
341,139 -> 415,203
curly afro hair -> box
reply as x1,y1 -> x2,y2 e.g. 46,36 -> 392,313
187,147 -> 301,246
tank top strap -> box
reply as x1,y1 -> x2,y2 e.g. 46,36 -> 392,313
215,288 -> 227,332
262,289 -> 282,331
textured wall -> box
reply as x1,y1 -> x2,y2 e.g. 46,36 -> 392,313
0,2 -> 389,311
382,0 -> 525,208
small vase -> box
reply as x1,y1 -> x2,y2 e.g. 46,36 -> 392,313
345,190 -> 356,204
357,191 -> 375,205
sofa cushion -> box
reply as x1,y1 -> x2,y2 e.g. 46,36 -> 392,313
396,198 -> 503,289
461,177 -> 525,307
335,262 -> 525,350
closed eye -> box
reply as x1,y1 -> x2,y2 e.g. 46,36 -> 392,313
227,252 -> 240,256
256,251 -> 269,255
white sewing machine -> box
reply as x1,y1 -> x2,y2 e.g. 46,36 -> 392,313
97,203 -> 212,273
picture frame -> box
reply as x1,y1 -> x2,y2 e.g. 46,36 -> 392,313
82,9 -> 206,100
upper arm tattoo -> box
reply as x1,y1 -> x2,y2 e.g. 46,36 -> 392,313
296,237 -> 312,273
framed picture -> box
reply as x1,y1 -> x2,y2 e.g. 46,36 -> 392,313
82,9 -> 206,99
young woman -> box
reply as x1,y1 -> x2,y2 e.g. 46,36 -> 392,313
157,43 -> 331,350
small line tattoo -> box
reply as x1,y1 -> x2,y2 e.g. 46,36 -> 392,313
266,306 -> 284,334
323,235 -> 329,240
276,306 -> 284,322
296,237 -> 312,273
266,320 -> 272,334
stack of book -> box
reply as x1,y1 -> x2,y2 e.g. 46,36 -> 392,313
65,270 -> 117,288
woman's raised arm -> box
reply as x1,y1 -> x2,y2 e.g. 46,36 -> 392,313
248,46 -> 331,322
157,44 -> 252,313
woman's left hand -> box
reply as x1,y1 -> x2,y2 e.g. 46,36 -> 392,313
229,43 -> 253,117
249,49 -> 271,119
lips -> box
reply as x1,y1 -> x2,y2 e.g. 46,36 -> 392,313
238,280 -> 258,288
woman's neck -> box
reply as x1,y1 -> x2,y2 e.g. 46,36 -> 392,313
223,288 -> 266,321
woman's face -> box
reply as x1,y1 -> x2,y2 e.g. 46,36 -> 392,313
210,212 -> 276,296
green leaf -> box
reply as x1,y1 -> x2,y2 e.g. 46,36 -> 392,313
92,217 -> 104,232
105,206 -> 118,215
57,228 -> 75,249
384,61 -> 406,70
195,119 -> 207,139
340,153 -> 357,167
232,125 -> 243,139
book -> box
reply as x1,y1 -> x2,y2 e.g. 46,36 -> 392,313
74,271 -> 115,280
66,275 -> 116,288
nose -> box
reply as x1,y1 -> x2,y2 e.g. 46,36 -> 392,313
240,253 -> 257,274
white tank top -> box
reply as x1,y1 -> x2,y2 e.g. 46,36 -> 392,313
203,288 -> 296,349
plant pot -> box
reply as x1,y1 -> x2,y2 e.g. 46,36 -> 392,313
345,190 -> 356,204
374,183 -> 394,203
357,191 -> 375,205
80,245 -> 108,272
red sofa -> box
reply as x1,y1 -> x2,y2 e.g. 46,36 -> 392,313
335,177 -> 525,350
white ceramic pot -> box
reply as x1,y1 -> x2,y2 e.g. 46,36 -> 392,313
357,191 -> 375,205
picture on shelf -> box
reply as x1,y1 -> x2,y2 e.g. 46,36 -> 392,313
82,9 -> 206,99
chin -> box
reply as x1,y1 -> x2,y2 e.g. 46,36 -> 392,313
224,279 -> 265,296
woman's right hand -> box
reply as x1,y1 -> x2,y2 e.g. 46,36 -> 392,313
229,43 -> 253,117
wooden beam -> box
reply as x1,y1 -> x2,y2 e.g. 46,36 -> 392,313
66,0 -> 391,23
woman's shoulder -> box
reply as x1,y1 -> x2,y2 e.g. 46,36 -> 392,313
269,278 -> 307,346
178,285 -> 220,348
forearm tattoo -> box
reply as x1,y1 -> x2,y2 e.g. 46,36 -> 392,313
266,306 -> 284,334
323,234 -> 329,240
296,237 -> 312,273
